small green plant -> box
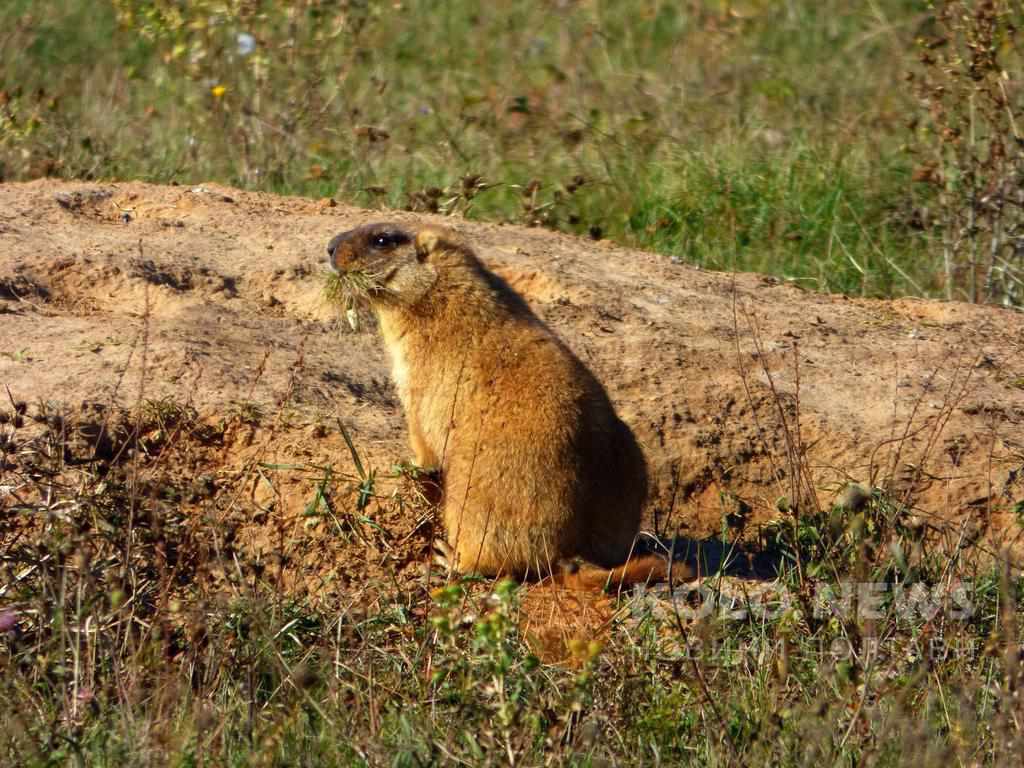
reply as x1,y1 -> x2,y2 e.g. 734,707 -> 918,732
429,580 -> 540,707
1,348 -> 31,362
225,398 -> 262,425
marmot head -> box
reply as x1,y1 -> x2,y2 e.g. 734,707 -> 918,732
325,222 -> 435,308
326,222 -> 480,313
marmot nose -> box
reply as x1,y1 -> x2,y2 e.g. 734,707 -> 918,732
326,232 -> 344,270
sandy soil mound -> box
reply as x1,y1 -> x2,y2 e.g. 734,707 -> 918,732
2,179 -> 1023,591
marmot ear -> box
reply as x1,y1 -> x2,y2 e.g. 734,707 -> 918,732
414,229 -> 443,263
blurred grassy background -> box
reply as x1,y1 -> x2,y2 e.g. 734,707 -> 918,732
1,1 -> 1019,301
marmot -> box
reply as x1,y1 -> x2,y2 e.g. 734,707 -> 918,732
326,222 -> 684,588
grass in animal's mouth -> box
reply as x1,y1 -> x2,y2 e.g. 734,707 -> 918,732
323,269 -> 387,305
324,269 -> 390,329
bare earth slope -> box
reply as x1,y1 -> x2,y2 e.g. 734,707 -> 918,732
2,180 -> 1024,576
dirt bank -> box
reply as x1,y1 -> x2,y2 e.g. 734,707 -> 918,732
2,179 -> 1023,593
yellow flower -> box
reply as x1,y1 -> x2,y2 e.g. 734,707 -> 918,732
211,85 -> 227,98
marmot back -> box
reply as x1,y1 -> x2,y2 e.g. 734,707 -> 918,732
326,223 -> 655,582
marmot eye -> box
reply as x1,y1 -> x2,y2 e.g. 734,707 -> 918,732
367,229 -> 410,250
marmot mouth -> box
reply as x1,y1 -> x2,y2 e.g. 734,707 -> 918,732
324,268 -> 394,329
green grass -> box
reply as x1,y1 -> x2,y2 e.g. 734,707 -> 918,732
1,0 -> 948,297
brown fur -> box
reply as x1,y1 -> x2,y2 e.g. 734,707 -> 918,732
326,222 -> 692,587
